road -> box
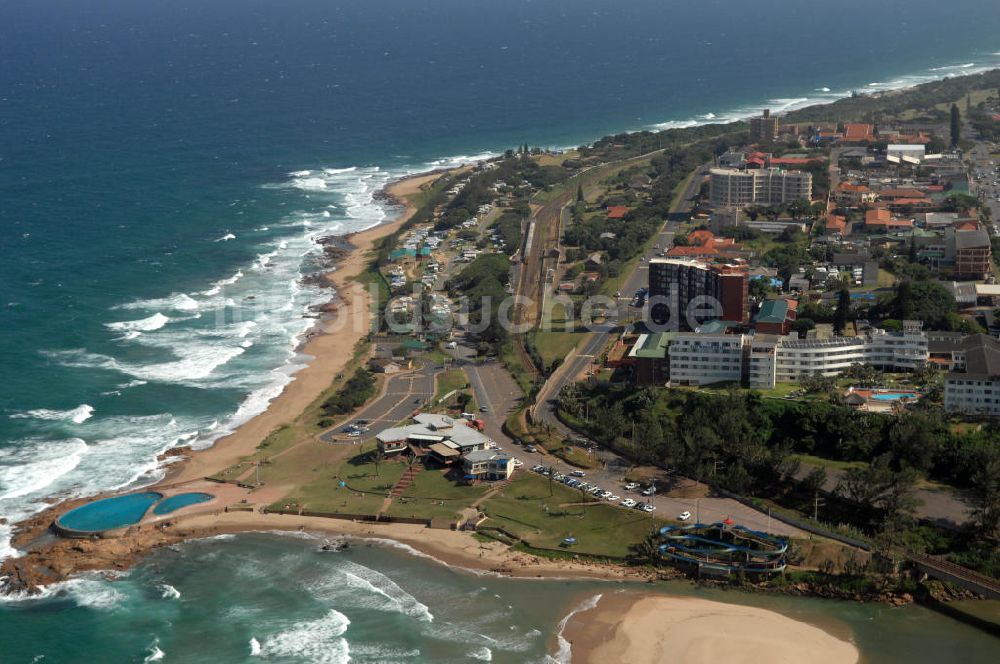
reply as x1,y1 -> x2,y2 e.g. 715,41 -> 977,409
523,449 -> 802,537
446,340 -> 524,445
519,162 -> 812,537
318,365 -> 436,444
533,162 -> 709,421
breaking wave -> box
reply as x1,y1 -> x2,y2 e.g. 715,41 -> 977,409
259,609 -> 350,663
10,404 -> 94,425
549,593 -> 603,664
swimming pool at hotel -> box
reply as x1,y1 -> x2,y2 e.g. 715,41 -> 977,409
871,392 -> 919,401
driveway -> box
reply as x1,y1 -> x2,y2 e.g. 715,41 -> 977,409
318,364 -> 436,444
518,451 -> 803,537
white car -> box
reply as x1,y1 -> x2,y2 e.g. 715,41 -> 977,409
641,487 -> 656,497
621,498 -> 637,508
347,431 -> 361,437
678,511 -> 692,521
642,504 -> 656,513
605,494 -> 620,502
599,491 -> 613,500
624,482 -> 639,491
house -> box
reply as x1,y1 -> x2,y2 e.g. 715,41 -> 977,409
666,245 -> 720,260
687,229 -> 714,246
585,252 -> 604,269
754,298 -> 797,335
842,123 -> 874,143
825,214 -> 848,236
462,450 -> 515,482
864,207 -> 913,233
370,359 -> 403,374
375,413 -> 494,459
607,206 -> 630,220
835,183 -> 877,207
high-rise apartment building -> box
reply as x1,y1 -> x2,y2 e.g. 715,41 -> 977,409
709,167 -> 812,207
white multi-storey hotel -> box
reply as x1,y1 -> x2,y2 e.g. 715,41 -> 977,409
708,167 -> 813,207
942,334 -> 1000,417
669,323 -> 929,388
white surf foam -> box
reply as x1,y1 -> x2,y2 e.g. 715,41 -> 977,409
143,640 -> 165,663
159,583 -> 181,600
312,560 -> 433,622
549,593 -> 603,664
118,293 -> 200,313
260,609 -> 350,663
468,646 -> 493,661
106,313 -> 171,332
0,437 -> 88,501
63,577 -> 126,611
10,404 -> 94,425
215,233 -> 236,242
249,637 -> 262,656
649,53 -> 1000,132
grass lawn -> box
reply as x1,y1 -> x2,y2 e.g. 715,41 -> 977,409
386,467 -> 490,520
434,368 -> 470,404
501,344 -> 538,396
480,474 -> 664,558
531,331 -> 584,371
790,454 -> 866,472
339,456 -> 406,493
754,383 -> 802,398
273,477 -> 387,516
877,268 -> 897,288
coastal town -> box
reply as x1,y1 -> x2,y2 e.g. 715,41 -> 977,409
5,64 -> 1000,660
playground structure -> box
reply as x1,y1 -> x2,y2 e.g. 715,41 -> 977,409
657,521 -> 788,576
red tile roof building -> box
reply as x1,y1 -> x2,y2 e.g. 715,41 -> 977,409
607,206 -> 630,219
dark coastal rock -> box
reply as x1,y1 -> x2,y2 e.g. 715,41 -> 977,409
157,446 -> 191,462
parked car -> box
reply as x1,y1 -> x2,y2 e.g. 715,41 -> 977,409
524,445 -> 536,453
599,491 -> 613,500
606,494 -> 621,502
642,504 -> 656,513
621,498 -> 637,508
571,470 -> 586,478
624,482 -> 638,491
479,406 -> 488,412
641,487 -> 656,497
678,511 -> 692,521
347,431 -> 361,437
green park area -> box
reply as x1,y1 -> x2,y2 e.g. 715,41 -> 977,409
479,473 -> 665,558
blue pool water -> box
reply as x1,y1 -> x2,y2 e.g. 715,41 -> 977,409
152,493 -> 214,516
56,492 -> 162,533
871,393 -> 919,401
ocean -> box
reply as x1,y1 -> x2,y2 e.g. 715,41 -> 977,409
2,532 -> 998,663
1,0 -> 999,657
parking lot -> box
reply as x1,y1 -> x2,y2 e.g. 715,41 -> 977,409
518,450 -> 804,537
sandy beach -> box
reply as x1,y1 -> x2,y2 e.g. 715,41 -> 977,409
5,165 -> 649,592
167,170 -> 443,485
563,593 -> 859,664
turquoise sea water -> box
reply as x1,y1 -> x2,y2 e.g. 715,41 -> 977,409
1,0 -> 1000,657
2,533 -> 999,663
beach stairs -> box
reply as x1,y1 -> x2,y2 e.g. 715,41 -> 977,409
378,462 -> 424,515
